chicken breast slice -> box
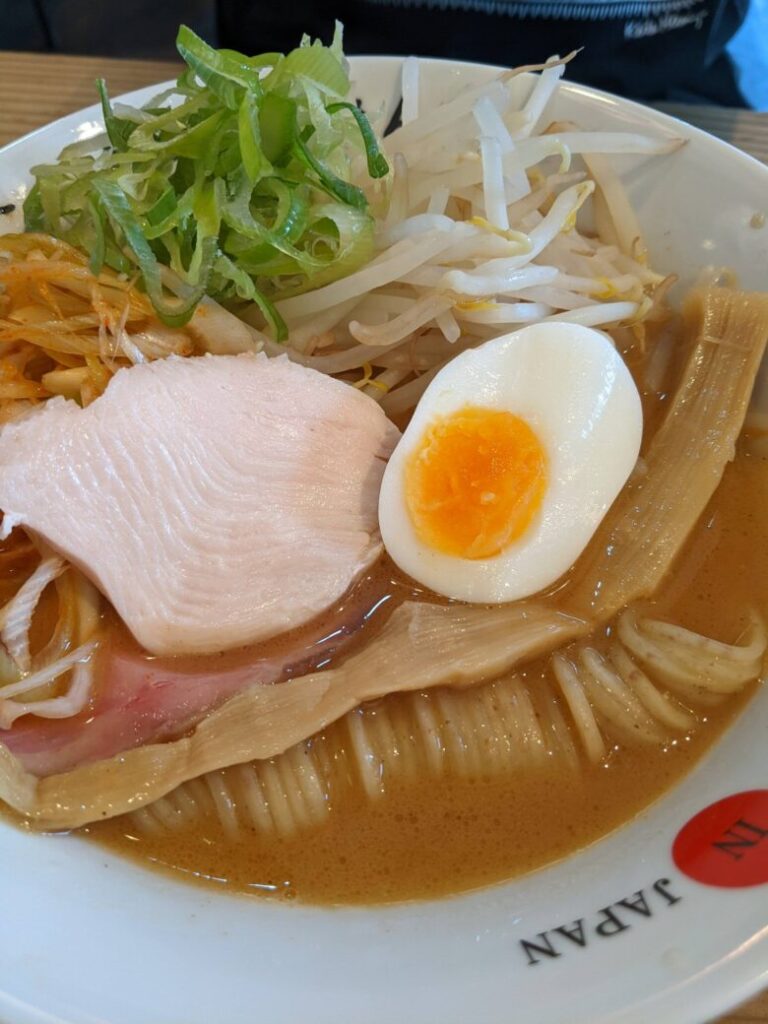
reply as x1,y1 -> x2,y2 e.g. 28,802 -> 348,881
0,353 -> 400,656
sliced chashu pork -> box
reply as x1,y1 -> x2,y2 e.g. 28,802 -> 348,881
2,595 -> 376,777
0,353 -> 400,655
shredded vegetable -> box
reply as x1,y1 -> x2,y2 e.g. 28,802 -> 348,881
249,54 -> 681,413
0,233 -> 189,414
24,24 -> 388,332
17,43 -> 685,416
0,233 -> 268,420
0,530 -> 102,730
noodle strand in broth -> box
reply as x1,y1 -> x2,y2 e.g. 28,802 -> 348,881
0,288 -> 766,830
127,605 -> 766,840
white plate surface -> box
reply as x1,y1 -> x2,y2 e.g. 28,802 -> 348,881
1,56 -> 768,1024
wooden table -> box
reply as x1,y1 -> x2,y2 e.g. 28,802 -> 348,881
1,48 -> 768,1024
2,50 -> 768,161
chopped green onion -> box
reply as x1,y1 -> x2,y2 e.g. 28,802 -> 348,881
222,172 -> 321,268
96,78 -> 135,152
87,194 -> 106,275
25,25 -> 385,328
279,43 -> 348,96
94,178 -> 215,328
164,109 -> 229,159
238,92 -> 266,183
259,93 -> 297,166
214,254 -> 287,341
262,177 -> 309,242
145,186 -> 177,227
294,134 -> 368,210
176,25 -> 261,110
326,102 -> 390,178
22,184 -> 44,232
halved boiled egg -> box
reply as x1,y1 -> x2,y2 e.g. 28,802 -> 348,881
379,322 -> 643,602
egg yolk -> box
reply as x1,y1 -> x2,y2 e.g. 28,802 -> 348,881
404,406 -> 547,560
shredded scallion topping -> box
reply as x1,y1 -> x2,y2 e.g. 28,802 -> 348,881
24,24 -> 388,333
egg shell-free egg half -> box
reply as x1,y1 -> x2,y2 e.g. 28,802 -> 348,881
378,322 -> 643,603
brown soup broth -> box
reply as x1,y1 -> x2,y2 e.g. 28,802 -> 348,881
5,313 -> 767,906
85,451 -> 768,904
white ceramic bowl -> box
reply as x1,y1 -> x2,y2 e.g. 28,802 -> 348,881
1,56 -> 767,1024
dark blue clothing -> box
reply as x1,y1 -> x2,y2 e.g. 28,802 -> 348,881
1,0 -> 748,105
217,0 -> 748,104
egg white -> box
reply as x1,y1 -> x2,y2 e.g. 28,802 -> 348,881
378,322 -> 643,603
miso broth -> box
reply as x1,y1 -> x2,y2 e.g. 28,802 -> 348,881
86,453 -> 768,904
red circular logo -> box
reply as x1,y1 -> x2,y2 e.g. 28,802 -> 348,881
673,790 -> 768,888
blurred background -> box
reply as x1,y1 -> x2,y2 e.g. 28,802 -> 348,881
0,0 -> 766,108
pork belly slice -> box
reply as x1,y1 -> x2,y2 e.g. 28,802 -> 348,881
3,599 -> 371,777
0,354 -> 400,655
